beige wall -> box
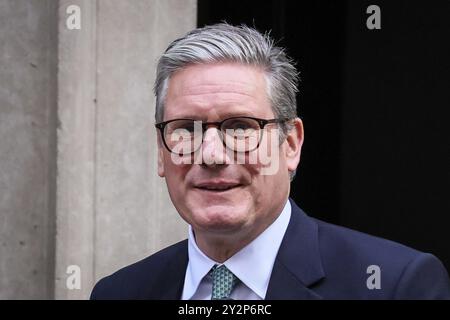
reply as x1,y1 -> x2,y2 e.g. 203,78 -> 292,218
0,0 -> 58,300
0,0 -> 196,299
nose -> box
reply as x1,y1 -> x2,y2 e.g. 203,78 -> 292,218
201,127 -> 230,166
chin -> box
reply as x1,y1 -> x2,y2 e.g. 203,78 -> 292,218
190,205 -> 248,233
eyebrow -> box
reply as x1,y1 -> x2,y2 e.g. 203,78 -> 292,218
165,111 -> 256,121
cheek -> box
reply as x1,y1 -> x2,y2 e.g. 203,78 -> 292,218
164,167 -> 190,216
163,156 -> 191,189
165,162 -> 189,179
243,147 -> 289,196
241,141 -> 285,177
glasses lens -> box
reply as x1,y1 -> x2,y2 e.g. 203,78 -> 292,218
222,118 -> 261,152
164,120 -> 201,155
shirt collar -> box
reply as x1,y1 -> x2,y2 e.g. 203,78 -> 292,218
183,199 -> 291,299
183,228 -> 217,300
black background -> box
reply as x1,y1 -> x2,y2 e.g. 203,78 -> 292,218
198,0 -> 450,271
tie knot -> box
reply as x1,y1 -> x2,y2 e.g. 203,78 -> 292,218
210,265 -> 239,300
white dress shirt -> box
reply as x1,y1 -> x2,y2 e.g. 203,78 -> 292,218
181,199 -> 291,300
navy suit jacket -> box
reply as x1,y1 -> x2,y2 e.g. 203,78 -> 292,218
91,199 -> 450,299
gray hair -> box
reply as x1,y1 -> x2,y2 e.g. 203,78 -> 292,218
153,23 -> 300,179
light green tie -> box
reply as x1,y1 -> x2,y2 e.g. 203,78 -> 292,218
211,265 -> 239,300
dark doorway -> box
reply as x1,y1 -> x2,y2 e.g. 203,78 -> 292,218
198,0 -> 450,271
198,0 -> 345,225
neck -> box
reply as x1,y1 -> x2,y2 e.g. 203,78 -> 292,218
192,197 -> 289,263
193,200 -> 287,262
194,230 -> 256,263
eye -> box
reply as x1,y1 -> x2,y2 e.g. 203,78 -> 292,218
224,118 -> 258,131
178,122 -> 195,132
167,120 -> 195,133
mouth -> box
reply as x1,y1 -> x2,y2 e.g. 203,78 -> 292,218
194,182 -> 242,193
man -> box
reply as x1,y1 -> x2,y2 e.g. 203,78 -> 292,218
90,23 -> 450,299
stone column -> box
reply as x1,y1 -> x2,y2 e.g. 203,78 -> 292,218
55,0 -> 196,299
0,0 -> 58,300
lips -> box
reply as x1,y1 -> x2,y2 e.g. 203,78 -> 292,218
194,181 -> 242,192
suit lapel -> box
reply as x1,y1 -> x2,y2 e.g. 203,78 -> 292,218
265,259 -> 322,299
265,199 -> 325,300
155,240 -> 189,299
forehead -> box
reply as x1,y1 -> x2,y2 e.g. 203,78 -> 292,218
164,63 -> 272,119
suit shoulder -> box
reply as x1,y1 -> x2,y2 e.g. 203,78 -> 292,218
90,239 -> 188,299
313,218 -> 421,261
312,218 -> 450,298
114,239 -> 188,276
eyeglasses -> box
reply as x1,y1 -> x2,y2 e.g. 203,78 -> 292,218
155,116 -> 288,155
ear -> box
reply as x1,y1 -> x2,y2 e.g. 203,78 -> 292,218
285,118 -> 304,172
156,133 -> 165,177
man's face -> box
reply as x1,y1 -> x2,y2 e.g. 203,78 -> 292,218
157,62 -> 303,241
